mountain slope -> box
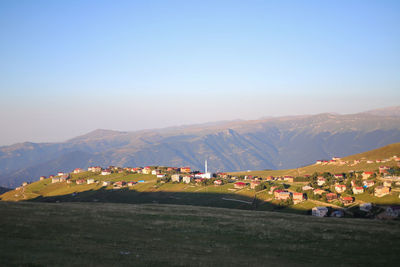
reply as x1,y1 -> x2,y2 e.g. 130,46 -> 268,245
1,112 -> 400,187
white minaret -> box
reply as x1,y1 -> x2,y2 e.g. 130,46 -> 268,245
205,160 -> 208,173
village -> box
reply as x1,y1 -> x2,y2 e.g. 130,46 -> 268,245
9,154 -> 400,220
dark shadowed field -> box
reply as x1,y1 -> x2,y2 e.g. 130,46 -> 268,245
0,201 -> 399,266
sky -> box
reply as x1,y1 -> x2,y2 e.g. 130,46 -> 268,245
0,0 -> 399,146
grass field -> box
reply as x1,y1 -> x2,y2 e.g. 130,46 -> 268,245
0,201 -> 399,266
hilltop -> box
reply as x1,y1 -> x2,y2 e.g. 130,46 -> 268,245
1,110 -> 400,188
231,142 -> 400,177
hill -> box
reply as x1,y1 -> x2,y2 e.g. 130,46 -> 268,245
1,111 -> 400,187
0,201 -> 399,266
2,142 -> 400,216
363,106 -> 400,117
231,142 -> 400,177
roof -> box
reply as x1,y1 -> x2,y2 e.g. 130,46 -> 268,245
342,197 -> 353,201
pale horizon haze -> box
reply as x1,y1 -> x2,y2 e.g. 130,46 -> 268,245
1,0 -> 400,146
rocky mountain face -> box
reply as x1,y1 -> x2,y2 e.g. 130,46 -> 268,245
1,110 -> 400,188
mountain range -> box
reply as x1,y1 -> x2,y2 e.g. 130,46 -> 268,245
1,106 -> 400,188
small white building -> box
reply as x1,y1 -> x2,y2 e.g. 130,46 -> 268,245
312,206 -> 329,217
101,170 -> 111,175
87,179 -> 95,184
182,176 -> 192,184
171,174 -> 182,182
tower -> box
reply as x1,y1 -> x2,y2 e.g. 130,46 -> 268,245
205,160 -> 208,173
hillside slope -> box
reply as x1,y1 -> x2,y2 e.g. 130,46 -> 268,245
231,142 -> 400,177
1,112 -> 400,187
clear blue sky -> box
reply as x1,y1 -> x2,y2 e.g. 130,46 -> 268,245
0,0 -> 399,145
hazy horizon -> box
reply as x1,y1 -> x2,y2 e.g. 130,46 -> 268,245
1,0 -> 400,146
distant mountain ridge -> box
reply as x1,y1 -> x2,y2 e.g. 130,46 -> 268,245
1,107 -> 400,188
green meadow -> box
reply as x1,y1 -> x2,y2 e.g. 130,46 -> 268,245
0,201 -> 399,266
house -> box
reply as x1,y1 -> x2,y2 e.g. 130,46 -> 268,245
73,168 -> 84,174
250,181 -> 261,189
214,180 -> 223,185
292,192 -> 304,204
234,182 -> 246,189
195,178 -> 205,184
302,185 -> 313,191
167,167 -> 178,172
182,176 -> 192,184
334,174 -> 344,179
88,166 -> 102,172
312,206 -> 329,217
39,176 -> 46,181
266,176 -> 274,181
180,167 -> 191,173
363,180 -> 375,188
269,186 -> 278,194
317,177 -> 326,186
76,179 -> 86,185
87,179 -> 95,184
374,186 -> 390,197
114,181 -> 126,188
171,174 -> 181,182
274,190 -> 291,200
379,166 -> 390,174
156,174 -> 165,178
362,171 -> 374,179
101,169 -> 111,175
386,206 -> 400,217
366,160 -> 374,164
334,184 -> 346,193
102,181 -> 111,186
57,172 -> 64,176
352,187 -> 364,194
313,189 -> 326,195
52,174 -> 69,183
383,181 -> 392,187
22,182 -> 28,187
354,160 -> 361,164
142,167 -> 152,175
127,181 -> 137,186
151,170 -> 159,175
283,176 -> 294,183
340,196 -> 354,205
326,193 -> 338,202
332,157 -> 341,161
316,160 -> 323,164
360,203 -> 372,212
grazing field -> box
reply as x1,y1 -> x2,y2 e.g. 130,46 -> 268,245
0,201 -> 399,266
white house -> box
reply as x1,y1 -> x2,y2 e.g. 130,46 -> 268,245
182,176 -> 192,184
87,179 -> 95,184
101,170 -> 111,175
171,174 -> 182,182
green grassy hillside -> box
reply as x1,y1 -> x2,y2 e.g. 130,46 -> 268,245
0,201 -> 399,266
